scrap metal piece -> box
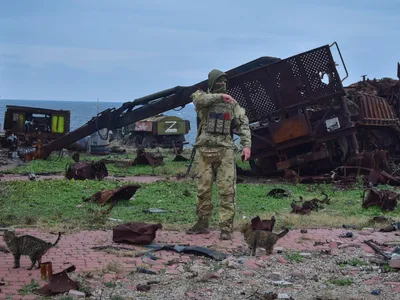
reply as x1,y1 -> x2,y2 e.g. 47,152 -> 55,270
362,188 -> 399,211
112,222 -> 162,245
363,240 -> 392,261
291,193 -> 330,214
133,147 -> 164,167
65,161 -> 108,180
34,266 -> 79,296
144,244 -> 228,261
267,189 -> 291,198
83,184 -> 140,206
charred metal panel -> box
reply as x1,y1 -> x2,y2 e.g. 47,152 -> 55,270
357,94 -> 397,125
227,45 -> 345,123
268,114 -> 310,144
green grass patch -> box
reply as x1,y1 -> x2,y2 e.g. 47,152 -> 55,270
327,278 -> 354,286
18,279 -> 40,295
284,251 -> 305,263
0,149 -> 193,177
0,173 -> 398,231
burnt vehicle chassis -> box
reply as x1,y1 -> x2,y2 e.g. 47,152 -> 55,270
344,69 -> 400,165
228,43 -> 360,175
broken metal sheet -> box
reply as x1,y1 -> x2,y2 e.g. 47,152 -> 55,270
267,188 -> 291,198
133,148 -> 164,167
143,244 -> 228,261
65,161 -> 108,180
251,216 -> 276,232
362,188 -> 399,212
112,222 -> 162,245
34,266 -> 79,296
83,184 -> 140,206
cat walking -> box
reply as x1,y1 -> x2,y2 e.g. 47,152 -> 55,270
241,223 -> 289,256
3,230 -> 61,270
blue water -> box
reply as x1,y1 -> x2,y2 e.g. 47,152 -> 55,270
0,99 -> 198,145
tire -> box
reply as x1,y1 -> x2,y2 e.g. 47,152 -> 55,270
142,135 -> 157,149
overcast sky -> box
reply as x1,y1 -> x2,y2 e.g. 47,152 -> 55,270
1,0 -> 399,102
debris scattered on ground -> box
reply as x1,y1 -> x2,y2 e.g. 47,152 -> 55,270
379,221 -> 400,232
34,266 -> 79,296
291,193 -> 330,214
363,240 -> 392,260
136,284 -> 151,292
65,161 -> 108,180
112,222 -> 162,245
143,244 -> 228,261
339,232 -> 353,238
133,147 -> 164,167
362,188 -> 399,211
136,267 -> 158,275
267,188 -> 291,198
83,184 -> 140,206
143,208 -> 168,214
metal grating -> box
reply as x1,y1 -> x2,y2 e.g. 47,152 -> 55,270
299,47 -> 343,96
228,84 -> 255,121
244,79 -> 276,116
226,45 -> 345,122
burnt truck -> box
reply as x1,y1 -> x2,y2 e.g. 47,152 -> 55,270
2,105 -> 71,146
116,114 -> 190,150
24,42 -> 400,177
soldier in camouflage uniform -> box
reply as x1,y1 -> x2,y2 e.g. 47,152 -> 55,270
186,69 -> 252,240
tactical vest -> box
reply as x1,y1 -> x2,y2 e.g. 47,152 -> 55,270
204,101 -> 235,136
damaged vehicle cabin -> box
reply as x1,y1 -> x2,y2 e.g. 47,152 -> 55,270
1,105 -> 71,156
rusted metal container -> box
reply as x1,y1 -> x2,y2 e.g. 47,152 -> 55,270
40,262 -> 53,281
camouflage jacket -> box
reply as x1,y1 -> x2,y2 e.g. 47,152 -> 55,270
191,90 -> 252,149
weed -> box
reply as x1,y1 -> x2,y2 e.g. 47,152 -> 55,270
102,260 -> 124,274
105,281 -> 116,288
111,296 -> 125,300
19,279 -> 40,295
327,278 -> 354,286
382,263 -> 393,273
348,258 -> 368,267
285,251 -> 305,263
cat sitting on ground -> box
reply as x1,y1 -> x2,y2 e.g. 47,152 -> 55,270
3,230 -> 61,270
240,222 -> 289,256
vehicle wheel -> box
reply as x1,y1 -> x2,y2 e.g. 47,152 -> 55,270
132,135 -> 143,148
142,136 -> 156,148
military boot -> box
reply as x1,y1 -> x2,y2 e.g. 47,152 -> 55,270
186,218 -> 210,235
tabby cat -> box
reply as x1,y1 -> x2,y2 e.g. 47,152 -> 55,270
3,230 -> 61,270
241,223 -> 289,256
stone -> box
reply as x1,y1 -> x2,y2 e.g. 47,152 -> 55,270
389,259 -> 400,269
68,290 -> 86,298
361,227 -> 374,232
272,280 -> 293,286
269,272 -> 282,281
241,270 -> 254,277
278,294 -> 292,299
277,257 -> 288,264
329,242 -> 338,249
291,271 -> 305,278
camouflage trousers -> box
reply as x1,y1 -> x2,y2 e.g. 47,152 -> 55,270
195,147 -> 236,232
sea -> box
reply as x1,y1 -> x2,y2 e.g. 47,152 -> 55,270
0,99 -> 198,145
